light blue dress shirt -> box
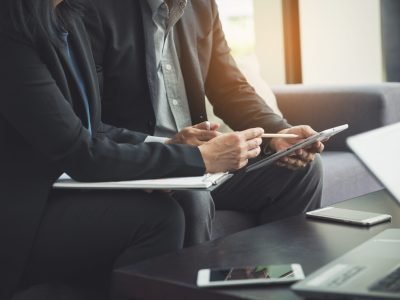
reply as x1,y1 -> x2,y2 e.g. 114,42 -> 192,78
141,0 -> 192,138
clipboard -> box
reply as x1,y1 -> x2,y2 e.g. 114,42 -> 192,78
53,172 -> 232,191
246,124 -> 349,173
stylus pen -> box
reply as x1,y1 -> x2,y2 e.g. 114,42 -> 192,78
262,133 -> 299,138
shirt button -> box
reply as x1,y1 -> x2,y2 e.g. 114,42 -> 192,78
165,64 -> 172,71
172,99 -> 179,106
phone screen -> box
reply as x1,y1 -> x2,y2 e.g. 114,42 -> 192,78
209,264 -> 294,282
197,264 -> 304,287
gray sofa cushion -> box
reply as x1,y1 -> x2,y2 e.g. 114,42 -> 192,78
274,83 -> 400,151
321,152 -> 382,206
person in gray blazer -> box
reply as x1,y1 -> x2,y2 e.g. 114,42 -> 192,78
0,0 -> 266,298
82,0 -> 325,246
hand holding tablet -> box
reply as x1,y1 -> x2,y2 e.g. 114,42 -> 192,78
270,125 -> 325,169
246,124 -> 349,172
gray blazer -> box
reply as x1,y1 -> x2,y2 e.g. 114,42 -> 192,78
82,0 -> 291,134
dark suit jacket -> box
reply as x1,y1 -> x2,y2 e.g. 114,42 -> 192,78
82,0 -> 291,134
0,12 -> 204,299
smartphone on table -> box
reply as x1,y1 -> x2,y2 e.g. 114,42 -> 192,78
196,264 -> 304,287
306,207 -> 392,226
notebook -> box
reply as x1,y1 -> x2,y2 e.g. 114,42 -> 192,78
292,122 -> 400,299
53,172 -> 232,190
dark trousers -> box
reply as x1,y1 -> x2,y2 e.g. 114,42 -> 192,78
213,154 -> 323,223
171,190 -> 215,247
15,189 -> 185,300
176,154 -> 323,246
14,156 -> 323,299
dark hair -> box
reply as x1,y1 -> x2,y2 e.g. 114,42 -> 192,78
5,0 -> 82,45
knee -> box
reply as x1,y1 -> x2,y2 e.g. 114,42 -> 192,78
293,154 -> 324,194
157,193 -> 186,237
308,154 -> 324,183
303,154 -> 324,201
173,191 -> 215,219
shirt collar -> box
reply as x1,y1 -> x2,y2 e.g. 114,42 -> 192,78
147,0 -> 188,14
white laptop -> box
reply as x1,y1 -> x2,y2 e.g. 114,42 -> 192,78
292,229 -> 400,299
347,122 -> 400,201
292,122 -> 400,299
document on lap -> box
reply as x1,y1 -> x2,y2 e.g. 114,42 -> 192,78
54,172 -> 232,190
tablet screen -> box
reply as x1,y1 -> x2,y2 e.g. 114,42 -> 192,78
246,124 -> 348,172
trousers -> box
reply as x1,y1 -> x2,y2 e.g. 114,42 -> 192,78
15,189 -> 185,299
177,154 -> 323,245
14,156 -> 323,299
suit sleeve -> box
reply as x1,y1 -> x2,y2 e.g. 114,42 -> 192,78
97,122 -> 148,144
0,34 -> 205,182
204,0 -> 291,134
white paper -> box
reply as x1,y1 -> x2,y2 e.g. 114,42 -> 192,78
54,172 -> 229,190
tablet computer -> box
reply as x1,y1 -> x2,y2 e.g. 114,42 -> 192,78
246,124 -> 348,173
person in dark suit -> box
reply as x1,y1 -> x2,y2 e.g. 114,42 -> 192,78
82,0 -> 325,245
0,0 -> 265,299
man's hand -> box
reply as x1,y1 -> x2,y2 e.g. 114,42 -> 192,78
199,128 -> 264,173
167,121 -> 221,146
269,125 -> 324,170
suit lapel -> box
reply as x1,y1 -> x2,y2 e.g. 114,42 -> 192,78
53,40 -> 77,102
139,0 -> 159,108
53,19 -> 100,130
67,19 -> 101,127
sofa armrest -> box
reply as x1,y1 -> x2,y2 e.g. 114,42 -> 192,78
273,83 -> 400,151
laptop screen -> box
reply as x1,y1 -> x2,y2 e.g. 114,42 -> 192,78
347,122 -> 400,202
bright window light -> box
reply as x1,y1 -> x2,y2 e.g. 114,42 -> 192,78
216,0 -> 255,58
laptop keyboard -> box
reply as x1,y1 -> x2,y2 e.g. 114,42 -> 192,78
326,266 -> 366,287
369,266 -> 400,293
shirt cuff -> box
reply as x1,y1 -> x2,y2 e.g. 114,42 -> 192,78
144,136 -> 170,143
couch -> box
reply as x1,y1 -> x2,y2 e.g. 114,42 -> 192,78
211,83 -> 400,240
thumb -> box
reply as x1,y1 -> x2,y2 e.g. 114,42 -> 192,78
193,121 -> 211,130
209,122 -> 220,131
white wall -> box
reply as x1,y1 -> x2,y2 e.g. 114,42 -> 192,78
254,0 -> 286,84
299,0 -> 384,84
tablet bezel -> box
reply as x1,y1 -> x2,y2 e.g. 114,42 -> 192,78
246,124 -> 349,173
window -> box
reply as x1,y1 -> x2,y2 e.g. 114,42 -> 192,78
216,0 -> 255,59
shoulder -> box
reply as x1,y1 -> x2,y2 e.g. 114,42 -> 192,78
188,0 -> 218,17
184,0 -> 219,29
0,18 -> 33,48
0,30 -> 37,65
0,24 -> 56,87
183,0 -> 218,36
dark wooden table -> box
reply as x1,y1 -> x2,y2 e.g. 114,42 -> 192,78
113,190 -> 400,300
